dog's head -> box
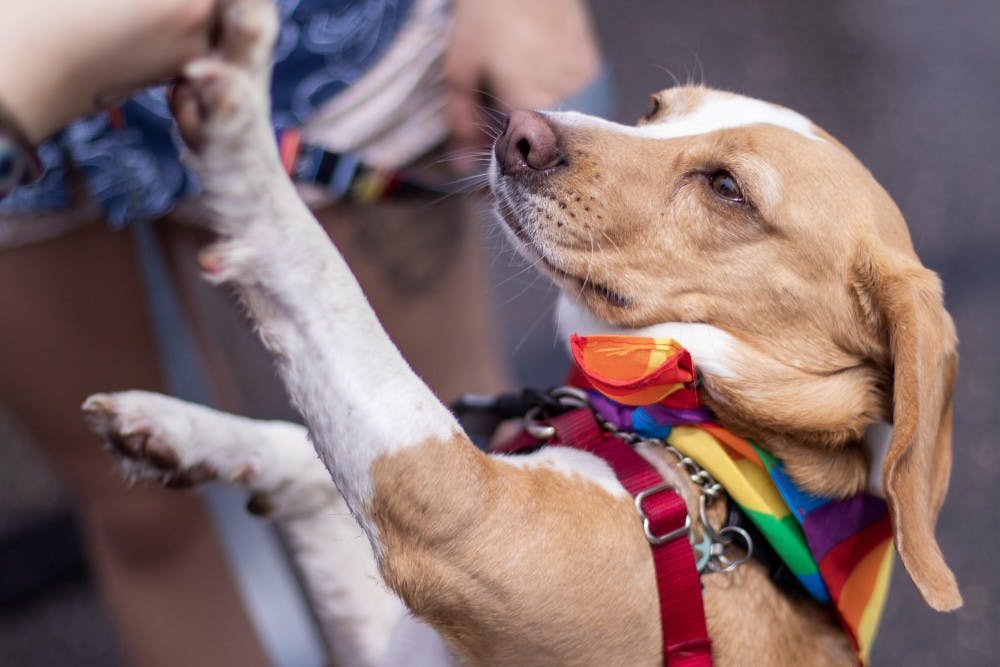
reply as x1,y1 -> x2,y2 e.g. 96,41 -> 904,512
489,86 -> 960,611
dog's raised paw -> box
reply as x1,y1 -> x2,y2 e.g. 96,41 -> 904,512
82,391 -> 226,488
170,0 -> 277,152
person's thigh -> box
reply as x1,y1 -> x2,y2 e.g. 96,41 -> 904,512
0,221 -> 268,667
319,197 -> 512,403
0,221 -> 167,494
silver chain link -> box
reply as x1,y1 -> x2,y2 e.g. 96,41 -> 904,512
596,418 -> 724,508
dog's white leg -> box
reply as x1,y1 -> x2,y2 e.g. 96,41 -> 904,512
82,390 -> 406,667
172,0 -> 475,549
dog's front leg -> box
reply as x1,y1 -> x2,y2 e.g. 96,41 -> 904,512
171,0 -> 499,639
174,0 -> 477,546
82,390 -> 411,666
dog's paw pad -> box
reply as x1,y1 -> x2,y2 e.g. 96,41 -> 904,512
110,427 -> 185,472
164,462 -> 220,489
106,430 -> 146,459
175,60 -> 247,139
143,438 -> 184,470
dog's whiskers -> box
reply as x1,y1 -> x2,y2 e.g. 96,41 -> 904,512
596,227 -> 622,255
512,292 -> 558,356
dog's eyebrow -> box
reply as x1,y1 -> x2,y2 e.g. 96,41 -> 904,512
553,96 -> 823,143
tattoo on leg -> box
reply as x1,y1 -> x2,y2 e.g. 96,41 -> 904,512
352,205 -> 465,297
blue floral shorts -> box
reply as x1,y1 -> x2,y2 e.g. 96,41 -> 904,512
0,0 -> 414,228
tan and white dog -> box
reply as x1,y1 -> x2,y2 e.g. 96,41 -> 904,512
83,2 -> 960,665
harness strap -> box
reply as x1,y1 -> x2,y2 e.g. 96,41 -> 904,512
496,409 -> 712,666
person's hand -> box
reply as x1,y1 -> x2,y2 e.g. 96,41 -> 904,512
0,0 -> 215,143
444,0 -> 601,171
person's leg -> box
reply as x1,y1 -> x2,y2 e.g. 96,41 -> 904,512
0,221 -> 268,667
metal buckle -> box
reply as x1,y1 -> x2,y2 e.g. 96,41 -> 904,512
523,387 -> 590,441
634,482 -> 691,545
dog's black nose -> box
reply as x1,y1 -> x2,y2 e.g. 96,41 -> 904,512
494,110 -> 562,175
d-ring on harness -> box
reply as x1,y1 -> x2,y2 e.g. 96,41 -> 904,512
493,392 -> 714,667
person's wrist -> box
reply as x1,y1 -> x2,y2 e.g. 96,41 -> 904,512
0,41 -> 68,144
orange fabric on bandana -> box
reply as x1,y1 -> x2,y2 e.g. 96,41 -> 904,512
569,334 -> 699,407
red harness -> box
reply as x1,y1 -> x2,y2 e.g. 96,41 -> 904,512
493,408 -> 713,666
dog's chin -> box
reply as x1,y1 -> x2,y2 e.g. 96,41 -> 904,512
513,233 -> 632,311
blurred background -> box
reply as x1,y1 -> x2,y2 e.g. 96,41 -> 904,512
1,1 -> 997,665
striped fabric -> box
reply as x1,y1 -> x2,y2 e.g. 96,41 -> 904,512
569,334 -> 893,664
278,128 -> 452,203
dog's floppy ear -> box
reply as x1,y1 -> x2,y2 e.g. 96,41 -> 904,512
856,247 -> 961,611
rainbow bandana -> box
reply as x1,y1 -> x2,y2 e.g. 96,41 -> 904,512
569,334 -> 893,664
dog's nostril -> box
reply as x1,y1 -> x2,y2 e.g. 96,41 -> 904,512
516,137 -> 532,160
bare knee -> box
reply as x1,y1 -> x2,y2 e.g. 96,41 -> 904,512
82,489 -> 210,571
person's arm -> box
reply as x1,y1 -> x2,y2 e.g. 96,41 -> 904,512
0,0 -> 215,144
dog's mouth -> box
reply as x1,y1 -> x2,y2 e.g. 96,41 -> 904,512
493,185 -> 631,309
537,253 -> 631,308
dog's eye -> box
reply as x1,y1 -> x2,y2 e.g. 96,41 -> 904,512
644,95 -> 661,120
709,170 -> 744,202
